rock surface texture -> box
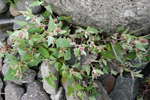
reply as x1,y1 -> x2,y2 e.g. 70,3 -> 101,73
0,0 -> 8,14
0,78 -> 3,100
45,0 -> 150,35
5,83 -> 25,100
21,81 -> 50,100
109,76 -> 139,100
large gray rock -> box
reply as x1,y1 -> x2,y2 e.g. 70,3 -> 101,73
15,0 -> 42,14
21,81 -> 50,100
45,0 -> 150,35
2,63 -> 36,85
109,76 -> 139,100
40,61 -> 59,95
5,83 -> 25,100
0,0 -> 8,14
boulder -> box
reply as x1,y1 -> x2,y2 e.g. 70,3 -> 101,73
2,63 -> 36,85
109,76 -> 139,100
5,83 -> 25,100
21,81 -> 50,100
0,0 -> 8,14
40,61 -> 59,95
45,0 -> 150,35
15,0 -> 42,14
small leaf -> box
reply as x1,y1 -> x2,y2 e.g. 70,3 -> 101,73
116,26 -> 124,33
74,48 -> 79,57
123,27 -> 130,34
38,46 -> 49,58
47,36 -> 54,46
29,40 -> 33,46
67,85 -> 74,96
64,49 -> 71,60
48,16 -> 55,31
127,51 -> 136,60
18,48 -> 26,55
99,29 -> 104,33
54,62 -> 61,71
4,67 -> 16,81
85,65 -> 91,76
86,26 -> 98,34
135,41 -> 146,51
56,38 -> 70,48
22,55 -> 31,60
27,27 -> 41,33
72,63 -> 80,68
29,1 -> 43,7
45,5 -> 53,14
57,16 -> 72,23
75,84 -> 84,91
100,51 -> 115,59
12,20 -> 27,26
106,43 -> 111,51
45,77 -> 56,88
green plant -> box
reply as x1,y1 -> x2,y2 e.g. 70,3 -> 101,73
0,2 -> 150,100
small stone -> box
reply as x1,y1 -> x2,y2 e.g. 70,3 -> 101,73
40,61 -> 59,95
15,0 -> 42,14
0,0 -> 8,14
109,76 -> 139,100
5,83 -> 25,100
21,81 -> 50,100
98,74 -> 116,94
9,6 -> 21,17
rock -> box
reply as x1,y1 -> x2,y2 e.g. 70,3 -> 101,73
21,68 -> 36,83
5,83 -> 25,100
0,77 -> 3,100
0,0 -> 8,14
45,0 -> 150,35
40,61 -> 59,95
61,79 -> 87,100
13,15 -> 26,30
50,87 -> 66,100
15,0 -> 42,14
2,63 -> 36,84
21,81 -> 50,100
94,80 -> 111,100
9,6 -> 21,16
109,76 -> 139,100
98,74 -> 116,94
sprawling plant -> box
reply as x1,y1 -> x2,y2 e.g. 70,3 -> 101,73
0,1 -> 150,99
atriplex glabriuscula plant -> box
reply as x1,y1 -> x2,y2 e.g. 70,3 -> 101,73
0,1 -> 150,100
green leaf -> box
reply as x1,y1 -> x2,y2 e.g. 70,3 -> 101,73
4,67 -> 16,81
54,62 -> 61,71
29,40 -> 33,46
86,26 -> 98,34
56,38 -> 70,48
12,20 -> 27,26
127,51 -> 136,60
27,27 -> 41,33
72,63 -> 80,68
99,29 -> 104,33
57,16 -> 72,23
85,65 -> 91,76
22,54 -> 31,60
135,41 -> 146,51
7,60 -> 17,66
116,26 -> 124,33
47,36 -> 54,46
67,85 -> 74,96
76,73 -> 82,79
0,53 -> 4,58
18,48 -> 26,55
74,48 -> 79,57
48,16 -> 55,31
75,84 -> 84,91
106,43 -> 111,51
123,27 -> 130,34
100,51 -> 115,59
64,49 -> 71,60
38,46 -> 49,58
45,5 -> 53,14
5,52 -> 16,61
45,77 -> 56,88
29,1 -> 43,7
